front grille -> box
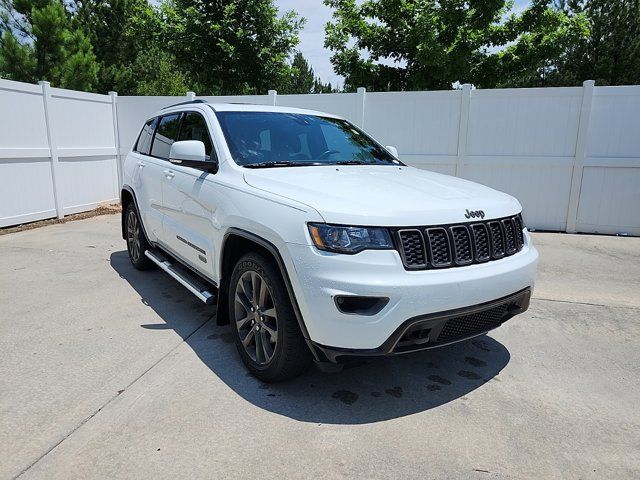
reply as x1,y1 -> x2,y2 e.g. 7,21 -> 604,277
394,214 -> 525,270
470,223 -> 490,262
426,228 -> 452,267
451,226 -> 473,265
436,303 -> 510,343
397,229 -> 426,268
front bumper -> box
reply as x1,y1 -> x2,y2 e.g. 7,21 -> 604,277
284,230 -> 538,352
312,287 -> 531,363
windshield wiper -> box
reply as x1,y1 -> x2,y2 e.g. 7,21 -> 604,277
244,161 -> 322,168
334,160 -> 366,165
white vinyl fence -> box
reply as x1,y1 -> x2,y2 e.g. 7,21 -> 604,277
0,79 -> 120,227
1,78 -> 639,235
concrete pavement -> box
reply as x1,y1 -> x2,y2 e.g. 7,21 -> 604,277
1,215 -> 639,479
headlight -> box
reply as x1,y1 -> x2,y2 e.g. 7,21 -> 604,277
307,223 -> 393,254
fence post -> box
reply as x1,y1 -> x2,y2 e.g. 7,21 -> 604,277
109,91 -> 122,191
268,89 -> 277,106
455,83 -> 472,178
566,80 -> 595,233
186,91 -> 196,101
39,81 -> 64,219
356,87 -> 366,128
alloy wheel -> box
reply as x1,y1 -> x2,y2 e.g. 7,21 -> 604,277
234,271 -> 278,365
127,210 -> 141,262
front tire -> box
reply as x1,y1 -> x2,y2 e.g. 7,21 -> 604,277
125,203 -> 153,270
229,252 -> 312,382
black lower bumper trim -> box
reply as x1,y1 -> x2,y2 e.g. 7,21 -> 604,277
312,287 -> 531,363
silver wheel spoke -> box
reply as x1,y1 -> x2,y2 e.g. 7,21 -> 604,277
235,291 -> 252,313
242,329 -> 255,348
254,330 -> 264,363
240,277 -> 253,305
260,330 -> 272,359
236,314 -> 252,329
258,279 -> 268,306
262,307 -> 276,318
251,272 -> 260,304
262,323 -> 276,341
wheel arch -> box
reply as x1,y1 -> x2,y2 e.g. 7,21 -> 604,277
120,185 -> 151,245
218,228 -> 318,360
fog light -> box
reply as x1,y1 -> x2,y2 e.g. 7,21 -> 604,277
334,296 -> 389,315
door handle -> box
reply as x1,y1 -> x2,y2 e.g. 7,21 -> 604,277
137,161 -> 146,168
163,170 -> 175,179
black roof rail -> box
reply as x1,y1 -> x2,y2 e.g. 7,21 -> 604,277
161,99 -> 208,110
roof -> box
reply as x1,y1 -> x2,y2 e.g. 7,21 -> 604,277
159,100 -> 342,119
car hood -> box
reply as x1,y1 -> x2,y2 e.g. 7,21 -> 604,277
243,165 -> 521,226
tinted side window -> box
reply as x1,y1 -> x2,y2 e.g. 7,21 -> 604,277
178,112 -> 214,160
150,113 -> 181,159
135,118 -> 157,155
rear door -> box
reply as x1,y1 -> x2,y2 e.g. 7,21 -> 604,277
130,116 -> 164,242
161,110 -> 218,278
143,112 -> 182,247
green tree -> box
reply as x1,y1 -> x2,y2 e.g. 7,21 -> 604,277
551,0 -> 640,85
324,0 -> 588,90
313,76 -> 336,93
477,0 -> 589,87
168,0 -> 303,95
285,51 -> 315,93
130,46 -> 188,96
278,51 -> 338,94
70,0 -> 187,94
0,0 -> 98,90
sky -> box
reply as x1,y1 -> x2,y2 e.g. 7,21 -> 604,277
275,0 -> 531,89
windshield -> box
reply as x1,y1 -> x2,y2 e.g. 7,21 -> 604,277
215,111 -> 401,167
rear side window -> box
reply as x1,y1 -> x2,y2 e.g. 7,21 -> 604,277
178,112 -> 214,160
135,117 -> 158,155
150,113 -> 181,159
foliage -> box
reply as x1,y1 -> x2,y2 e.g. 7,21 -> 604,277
0,0 -> 98,90
313,76 -> 336,93
1,0 -> 305,95
2,0 -> 638,94
323,0 -> 591,90
67,0 -> 184,94
130,46 -> 188,96
478,0 -> 590,87
167,0 -> 303,95
549,0 -> 640,86
280,51 -> 337,93
286,51 -> 315,93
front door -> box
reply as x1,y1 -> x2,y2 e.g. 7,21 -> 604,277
162,111 -> 218,280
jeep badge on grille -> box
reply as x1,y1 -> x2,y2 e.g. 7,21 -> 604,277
465,209 -> 485,219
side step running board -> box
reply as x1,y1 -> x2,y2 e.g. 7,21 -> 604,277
144,250 -> 216,305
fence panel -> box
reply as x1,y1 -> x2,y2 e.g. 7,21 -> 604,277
0,80 -> 56,226
1,79 -> 639,234
365,90 -> 460,175
461,87 -> 584,231
0,80 -> 119,226
50,87 -> 119,215
576,86 -> 640,235
276,92 -> 360,124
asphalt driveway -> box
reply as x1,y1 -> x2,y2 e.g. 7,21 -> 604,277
1,214 -> 639,479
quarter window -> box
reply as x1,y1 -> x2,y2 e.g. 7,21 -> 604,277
135,117 -> 158,155
178,112 -> 214,160
150,113 -> 181,159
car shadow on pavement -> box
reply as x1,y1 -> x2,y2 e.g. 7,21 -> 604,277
111,250 -> 511,425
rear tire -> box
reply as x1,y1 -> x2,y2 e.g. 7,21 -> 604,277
125,203 -> 153,270
229,252 -> 312,382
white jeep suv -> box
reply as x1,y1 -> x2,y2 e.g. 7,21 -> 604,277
121,100 -> 538,381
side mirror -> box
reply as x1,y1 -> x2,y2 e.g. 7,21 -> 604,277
169,140 -> 217,172
385,145 -> 399,158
